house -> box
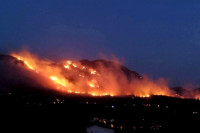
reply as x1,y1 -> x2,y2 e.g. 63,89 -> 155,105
87,125 -> 114,133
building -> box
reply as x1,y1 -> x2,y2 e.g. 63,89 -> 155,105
87,125 -> 114,133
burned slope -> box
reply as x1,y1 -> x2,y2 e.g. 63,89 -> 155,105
0,55 -> 55,94
80,59 -> 142,80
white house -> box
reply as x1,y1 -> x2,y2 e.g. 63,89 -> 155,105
87,125 -> 114,133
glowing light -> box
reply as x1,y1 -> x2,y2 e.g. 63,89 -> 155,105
146,94 -> 150,97
111,124 -> 114,128
90,70 -> 96,75
91,93 -> 96,96
50,76 -> 67,87
88,79 -> 98,88
72,64 -> 77,68
50,76 -> 57,81
24,61 -> 34,70
88,83 -> 95,88
64,65 -> 70,69
79,74 -> 85,78
68,90 -> 72,93
67,60 -> 72,65
110,94 -> 114,97
13,55 -> 35,70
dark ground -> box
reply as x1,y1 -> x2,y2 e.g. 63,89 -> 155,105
0,89 -> 200,133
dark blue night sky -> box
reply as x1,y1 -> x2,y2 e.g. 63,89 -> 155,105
0,0 -> 200,87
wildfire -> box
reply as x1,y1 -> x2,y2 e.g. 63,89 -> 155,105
90,69 -> 96,75
64,65 -> 70,69
16,57 -> 34,70
50,76 -> 67,87
10,51 -> 182,98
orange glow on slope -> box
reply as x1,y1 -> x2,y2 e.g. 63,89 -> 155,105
50,76 -> 67,87
64,65 -> 70,69
10,51 -> 183,98
90,69 -> 97,75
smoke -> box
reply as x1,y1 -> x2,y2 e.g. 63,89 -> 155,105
0,50 -> 198,99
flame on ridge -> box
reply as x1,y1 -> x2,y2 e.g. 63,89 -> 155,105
10,51 -> 187,98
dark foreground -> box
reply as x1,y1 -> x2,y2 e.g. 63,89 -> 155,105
0,90 -> 200,133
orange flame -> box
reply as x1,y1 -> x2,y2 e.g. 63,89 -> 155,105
11,51 -> 178,98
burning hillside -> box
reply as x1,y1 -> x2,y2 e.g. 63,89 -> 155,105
0,51 -> 199,99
